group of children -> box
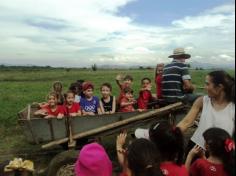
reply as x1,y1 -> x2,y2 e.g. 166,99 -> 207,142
34,64 -> 165,119
74,120 -> 235,176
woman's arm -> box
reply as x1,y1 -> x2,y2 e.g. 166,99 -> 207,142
177,96 -> 203,132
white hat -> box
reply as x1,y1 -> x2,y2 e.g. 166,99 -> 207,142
168,48 -> 191,59
134,128 -> 150,140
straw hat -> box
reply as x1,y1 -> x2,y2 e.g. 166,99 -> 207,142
168,48 -> 191,59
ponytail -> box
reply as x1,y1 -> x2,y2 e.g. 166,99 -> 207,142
172,127 -> 185,165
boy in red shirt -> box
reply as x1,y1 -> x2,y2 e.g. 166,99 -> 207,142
137,77 -> 154,110
63,90 -> 81,117
119,87 -> 136,112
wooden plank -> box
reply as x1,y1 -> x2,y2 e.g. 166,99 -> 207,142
42,102 -> 183,149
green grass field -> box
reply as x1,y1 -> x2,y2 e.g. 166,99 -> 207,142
0,68 -> 234,127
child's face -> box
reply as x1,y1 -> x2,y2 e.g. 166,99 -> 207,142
157,66 -> 164,74
66,93 -> 75,105
84,88 -> 93,98
124,79 -> 132,87
101,86 -> 111,98
54,83 -> 62,92
125,92 -> 133,99
48,95 -> 57,106
142,80 -> 151,88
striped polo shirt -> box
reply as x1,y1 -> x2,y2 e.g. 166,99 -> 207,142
162,60 -> 191,102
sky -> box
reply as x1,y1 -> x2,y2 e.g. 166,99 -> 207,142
0,0 -> 235,67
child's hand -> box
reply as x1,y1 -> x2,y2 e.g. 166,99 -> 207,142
189,145 -> 204,157
116,132 -> 127,152
69,113 -> 77,117
116,74 -> 124,81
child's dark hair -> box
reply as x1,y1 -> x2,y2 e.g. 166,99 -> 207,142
64,90 -> 75,99
124,75 -> 133,81
208,70 -> 235,103
123,87 -> 134,94
127,138 -> 163,176
203,127 -> 235,176
141,77 -> 151,84
100,83 -> 112,91
69,82 -> 79,94
149,120 -> 184,165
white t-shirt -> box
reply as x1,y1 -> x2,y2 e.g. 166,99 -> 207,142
191,96 -> 235,149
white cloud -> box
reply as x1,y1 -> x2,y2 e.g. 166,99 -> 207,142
0,0 -> 235,68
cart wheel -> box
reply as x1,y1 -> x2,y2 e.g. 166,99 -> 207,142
47,150 -> 78,176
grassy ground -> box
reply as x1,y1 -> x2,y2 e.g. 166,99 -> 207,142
0,68 -> 234,173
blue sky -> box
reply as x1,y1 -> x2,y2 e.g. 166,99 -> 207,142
119,0 -> 234,25
0,0 -> 235,67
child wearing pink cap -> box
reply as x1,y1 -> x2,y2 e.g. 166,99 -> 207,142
74,143 -> 113,176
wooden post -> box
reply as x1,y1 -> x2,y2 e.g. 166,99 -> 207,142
42,102 -> 183,149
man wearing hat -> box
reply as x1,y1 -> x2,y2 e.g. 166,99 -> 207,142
162,48 -> 195,103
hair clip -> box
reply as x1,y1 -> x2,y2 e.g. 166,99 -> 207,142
145,165 -> 153,169
225,138 -> 235,152
153,123 -> 160,130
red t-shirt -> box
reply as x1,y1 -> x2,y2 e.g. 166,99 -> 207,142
117,84 -> 130,105
43,105 -> 65,117
156,75 -> 162,99
63,102 -> 81,115
190,159 -> 228,176
160,162 -> 189,176
119,97 -> 135,112
137,90 -> 152,109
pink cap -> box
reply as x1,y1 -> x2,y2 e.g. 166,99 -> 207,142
74,143 -> 112,176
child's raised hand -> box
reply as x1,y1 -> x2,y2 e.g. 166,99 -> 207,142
116,132 -> 127,152
116,74 -> 124,81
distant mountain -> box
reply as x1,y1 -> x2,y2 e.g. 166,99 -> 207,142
189,61 -> 235,69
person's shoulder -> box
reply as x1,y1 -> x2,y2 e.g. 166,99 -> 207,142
93,96 -> 99,101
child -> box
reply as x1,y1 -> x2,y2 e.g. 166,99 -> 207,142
185,127 -> 235,176
100,83 -> 116,114
137,78 -> 154,110
116,133 -> 163,176
116,74 -> 134,105
155,63 -> 164,99
34,92 -> 65,119
135,120 -> 188,176
119,87 -> 136,112
52,81 -> 64,105
63,90 -> 81,117
69,82 -> 81,103
80,82 -> 102,115
74,142 -> 112,176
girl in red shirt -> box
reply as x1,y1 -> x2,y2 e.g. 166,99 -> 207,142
34,92 -> 65,119
116,132 -> 163,176
137,77 -> 154,110
148,120 -> 189,176
155,63 -> 164,99
186,127 -> 235,176
64,90 -> 81,117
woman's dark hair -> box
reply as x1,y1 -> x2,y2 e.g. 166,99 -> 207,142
149,120 -> 184,165
127,138 -> 163,176
203,127 -> 235,176
208,70 -> 235,103
100,83 -> 112,91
